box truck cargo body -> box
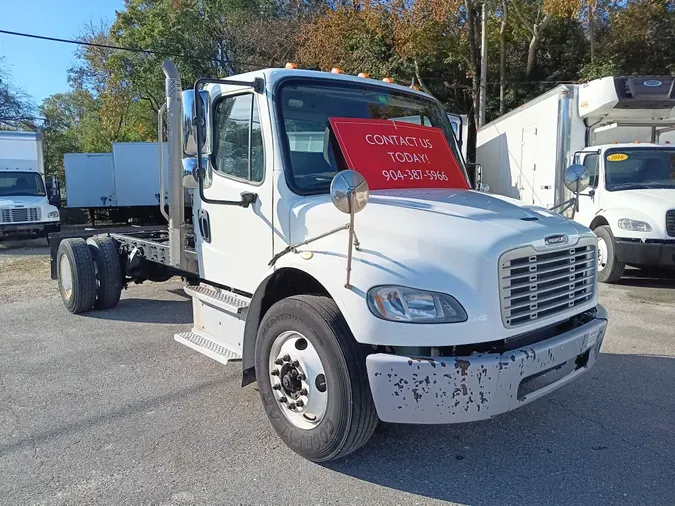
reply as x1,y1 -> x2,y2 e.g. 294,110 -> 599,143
477,76 -> 675,282
64,142 -> 171,224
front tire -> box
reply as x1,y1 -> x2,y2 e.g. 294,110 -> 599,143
57,238 -> 96,314
255,295 -> 378,462
595,225 -> 625,283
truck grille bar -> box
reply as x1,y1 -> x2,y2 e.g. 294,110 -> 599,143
499,238 -> 596,328
667,210 -> 675,237
0,207 -> 41,224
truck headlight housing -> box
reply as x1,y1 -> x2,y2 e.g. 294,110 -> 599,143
367,286 -> 467,323
617,218 -> 651,232
48,210 -> 59,218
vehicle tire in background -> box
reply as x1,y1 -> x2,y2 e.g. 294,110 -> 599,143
595,225 -> 625,283
57,238 -> 96,314
86,235 -> 123,310
255,295 -> 378,462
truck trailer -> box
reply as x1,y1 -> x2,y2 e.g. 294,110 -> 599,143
477,76 -> 675,282
0,131 -> 61,241
49,61 -> 608,462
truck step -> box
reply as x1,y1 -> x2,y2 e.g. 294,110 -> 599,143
174,330 -> 242,365
184,284 -> 250,317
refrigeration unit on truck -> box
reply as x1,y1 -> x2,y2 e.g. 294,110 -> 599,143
48,61 -> 608,462
0,131 -> 60,241
477,76 -> 675,282
64,142 -> 171,224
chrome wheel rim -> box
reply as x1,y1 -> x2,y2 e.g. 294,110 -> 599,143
268,331 -> 327,430
59,255 -> 73,299
597,237 -> 608,272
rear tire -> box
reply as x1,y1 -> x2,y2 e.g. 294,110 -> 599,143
255,295 -> 378,462
57,238 -> 96,314
87,235 -> 123,309
595,225 -> 625,283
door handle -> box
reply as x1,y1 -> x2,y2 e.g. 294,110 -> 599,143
198,209 -> 211,243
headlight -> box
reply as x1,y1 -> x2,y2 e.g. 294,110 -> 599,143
617,218 -> 651,232
367,286 -> 467,323
48,210 -> 59,218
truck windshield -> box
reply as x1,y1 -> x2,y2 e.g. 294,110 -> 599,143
605,148 -> 675,191
0,172 -> 46,197
277,79 -> 467,194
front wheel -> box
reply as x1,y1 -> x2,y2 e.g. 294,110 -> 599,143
255,295 -> 378,462
595,225 -> 625,283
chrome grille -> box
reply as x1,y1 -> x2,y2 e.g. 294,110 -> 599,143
499,238 -> 596,328
0,207 -> 41,224
667,210 -> 675,237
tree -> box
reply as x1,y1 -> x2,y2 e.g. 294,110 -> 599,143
0,57 -> 35,130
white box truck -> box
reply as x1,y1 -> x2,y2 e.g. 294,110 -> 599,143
477,76 -> 675,282
64,143 -> 171,224
49,61 -> 608,462
0,131 -> 61,241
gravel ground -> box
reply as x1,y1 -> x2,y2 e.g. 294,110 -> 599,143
0,240 -> 55,304
0,246 -> 673,505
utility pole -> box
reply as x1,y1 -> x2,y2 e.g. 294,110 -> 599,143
479,0 -> 488,127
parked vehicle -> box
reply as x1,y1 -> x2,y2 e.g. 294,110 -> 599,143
0,131 -> 60,241
64,142 -> 171,224
477,76 -> 675,282
49,61 -> 608,462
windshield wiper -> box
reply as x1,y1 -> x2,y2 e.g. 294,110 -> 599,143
608,182 -> 656,190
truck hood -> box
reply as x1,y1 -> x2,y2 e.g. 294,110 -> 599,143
288,188 -> 596,343
0,195 -> 48,208
602,188 -> 675,211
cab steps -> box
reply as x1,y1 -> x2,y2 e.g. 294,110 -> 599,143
174,330 -> 242,365
174,284 -> 250,365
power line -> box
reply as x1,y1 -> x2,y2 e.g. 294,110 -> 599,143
0,28 -> 264,69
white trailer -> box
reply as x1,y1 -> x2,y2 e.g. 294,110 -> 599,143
0,131 -> 61,240
64,142 -> 170,224
477,76 -> 675,282
49,61 -> 608,462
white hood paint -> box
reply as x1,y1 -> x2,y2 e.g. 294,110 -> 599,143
0,195 -> 49,208
285,189 -> 597,347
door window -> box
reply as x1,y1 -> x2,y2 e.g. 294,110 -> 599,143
212,94 -> 264,183
582,153 -> 599,188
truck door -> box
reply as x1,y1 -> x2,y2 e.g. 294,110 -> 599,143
519,126 -> 538,204
196,91 -> 273,293
573,152 -> 601,228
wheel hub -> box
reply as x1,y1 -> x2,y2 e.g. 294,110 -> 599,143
268,331 -> 327,429
597,237 -> 608,271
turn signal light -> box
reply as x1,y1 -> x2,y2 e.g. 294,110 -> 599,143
357,72 -> 370,78
285,62 -> 298,69
382,77 -> 394,83
331,67 -> 345,74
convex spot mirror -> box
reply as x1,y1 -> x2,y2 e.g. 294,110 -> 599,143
182,89 -> 211,157
564,164 -> 590,193
330,170 -> 370,214
182,157 -> 211,190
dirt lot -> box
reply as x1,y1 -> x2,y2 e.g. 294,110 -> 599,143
1,242 -> 674,505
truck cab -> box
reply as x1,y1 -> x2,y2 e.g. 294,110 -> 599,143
52,62 -> 608,462
0,131 -> 61,241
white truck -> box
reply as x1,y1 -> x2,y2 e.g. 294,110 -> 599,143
64,142 -> 171,224
477,76 -> 675,282
49,61 -> 608,462
0,131 -> 61,241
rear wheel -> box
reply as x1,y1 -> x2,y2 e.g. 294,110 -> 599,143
86,235 -> 123,309
57,238 -> 96,314
255,295 -> 378,462
595,225 -> 625,283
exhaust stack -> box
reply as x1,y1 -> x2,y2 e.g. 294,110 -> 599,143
162,60 -> 187,269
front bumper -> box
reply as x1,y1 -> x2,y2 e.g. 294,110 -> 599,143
614,239 -> 675,268
0,221 -> 60,238
366,313 -> 607,424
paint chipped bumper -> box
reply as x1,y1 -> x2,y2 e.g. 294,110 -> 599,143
366,314 -> 607,424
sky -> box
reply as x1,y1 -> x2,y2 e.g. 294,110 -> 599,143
0,0 -> 124,106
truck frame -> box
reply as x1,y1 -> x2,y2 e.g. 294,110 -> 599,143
50,61 -> 608,462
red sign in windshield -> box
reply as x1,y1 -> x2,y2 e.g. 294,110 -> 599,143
328,118 -> 469,191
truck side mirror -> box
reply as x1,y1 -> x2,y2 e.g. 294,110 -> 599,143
182,89 -> 212,157
563,164 -> 590,194
182,157 -> 210,190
